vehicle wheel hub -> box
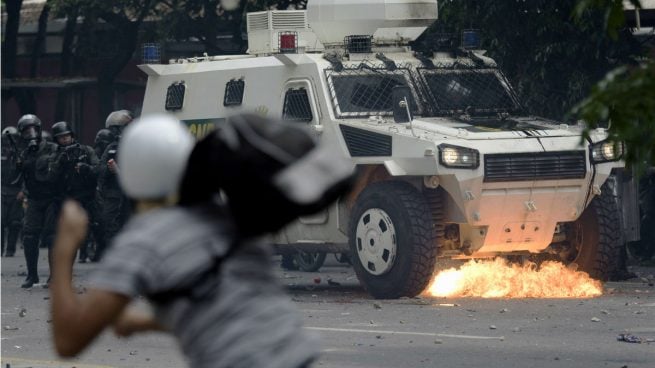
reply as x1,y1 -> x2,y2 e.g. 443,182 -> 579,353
355,208 -> 397,275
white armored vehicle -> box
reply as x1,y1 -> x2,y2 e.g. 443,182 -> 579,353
140,0 -> 635,298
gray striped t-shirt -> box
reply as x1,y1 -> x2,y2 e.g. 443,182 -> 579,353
89,204 -> 319,368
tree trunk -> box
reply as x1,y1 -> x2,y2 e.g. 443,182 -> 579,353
96,22 -> 141,121
1,0 -> 23,79
30,2 -> 51,78
55,7 -> 79,121
60,7 -> 78,77
202,2 -> 220,54
2,0 -> 24,118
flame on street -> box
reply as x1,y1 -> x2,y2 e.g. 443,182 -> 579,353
426,258 -> 603,298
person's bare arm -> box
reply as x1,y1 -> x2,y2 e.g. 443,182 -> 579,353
51,200 -> 131,357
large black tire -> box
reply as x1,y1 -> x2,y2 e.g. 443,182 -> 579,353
295,251 -> 327,272
572,180 -> 624,280
349,181 -> 438,299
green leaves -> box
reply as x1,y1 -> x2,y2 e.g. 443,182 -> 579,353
573,61 -> 655,173
574,0 -> 641,39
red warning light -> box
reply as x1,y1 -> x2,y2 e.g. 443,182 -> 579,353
279,33 -> 297,53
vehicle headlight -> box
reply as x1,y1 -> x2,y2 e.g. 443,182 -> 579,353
590,140 -> 624,163
438,144 -> 479,168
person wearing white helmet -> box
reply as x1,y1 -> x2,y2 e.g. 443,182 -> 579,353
49,113 -> 354,368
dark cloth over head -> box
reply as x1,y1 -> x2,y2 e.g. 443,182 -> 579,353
179,114 -> 354,236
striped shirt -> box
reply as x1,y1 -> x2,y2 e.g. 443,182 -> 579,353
89,204 -> 319,368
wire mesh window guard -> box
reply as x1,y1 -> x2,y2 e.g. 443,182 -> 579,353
165,82 -> 186,111
417,68 -> 519,115
282,88 -> 313,122
326,65 -> 421,118
224,79 -> 245,106
344,35 -> 373,54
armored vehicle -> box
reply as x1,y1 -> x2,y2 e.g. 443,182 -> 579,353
140,0 -> 638,298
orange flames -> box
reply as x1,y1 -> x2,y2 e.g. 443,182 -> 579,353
425,258 -> 603,298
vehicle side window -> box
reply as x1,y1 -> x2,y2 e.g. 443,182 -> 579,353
223,79 -> 245,107
165,82 -> 186,111
282,88 -> 313,122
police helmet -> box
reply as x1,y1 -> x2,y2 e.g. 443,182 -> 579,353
2,126 -> 18,136
105,110 -> 133,128
17,114 -> 42,142
117,114 -> 194,200
52,121 -> 74,138
17,114 -> 42,133
179,114 -> 355,236
95,129 -> 114,145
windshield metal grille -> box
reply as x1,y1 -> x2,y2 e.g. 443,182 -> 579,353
326,64 -> 421,118
484,151 -> 587,182
417,67 -> 519,116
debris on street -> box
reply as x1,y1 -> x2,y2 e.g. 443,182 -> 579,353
617,334 -> 644,343
327,278 -> 341,286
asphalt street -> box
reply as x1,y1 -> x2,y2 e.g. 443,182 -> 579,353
1,253 -> 654,368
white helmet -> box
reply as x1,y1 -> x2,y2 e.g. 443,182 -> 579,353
105,110 -> 133,128
117,114 -> 194,199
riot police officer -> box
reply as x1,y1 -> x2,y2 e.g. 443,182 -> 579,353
96,110 -> 133,259
51,121 -> 104,263
16,114 -> 60,288
42,130 -> 53,143
1,126 -> 25,257
93,129 -> 114,158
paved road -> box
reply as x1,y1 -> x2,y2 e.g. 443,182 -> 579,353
2,254 -> 654,368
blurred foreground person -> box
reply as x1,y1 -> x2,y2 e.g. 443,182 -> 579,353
50,114 -> 354,368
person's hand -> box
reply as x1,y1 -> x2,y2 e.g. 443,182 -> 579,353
107,159 -> 118,174
113,311 -> 138,337
55,200 -> 89,258
112,309 -> 163,337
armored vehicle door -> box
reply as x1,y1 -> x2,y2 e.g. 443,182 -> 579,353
276,79 -> 346,248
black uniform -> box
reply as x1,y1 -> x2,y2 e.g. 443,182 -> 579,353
1,134 -> 24,257
97,140 -> 131,259
53,141 -> 104,262
19,139 -> 60,287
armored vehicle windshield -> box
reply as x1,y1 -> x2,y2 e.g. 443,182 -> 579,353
326,66 -> 420,118
418,68 -> 520,115
325,62 -> 522,121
